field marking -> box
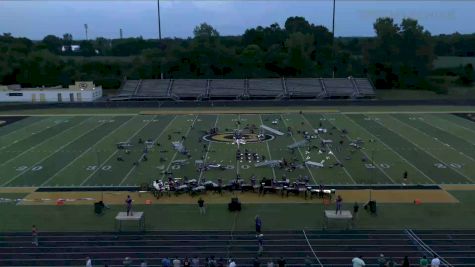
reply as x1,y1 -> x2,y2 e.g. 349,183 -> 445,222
0,117 -> 57,151
119,115 -> 177,185
438,116 -> 475,135
342,114 -> 435,184
414,117 -> 475,162
1,119 -> 104,186
79,116 -> 158,186
300,114 -> 356,184
236,114 -> 241,175
160,115 -> 199,180
259,114 -> 277,180
422,115 -> 475,146
392,116 -> 475,176
0,118 -> 85,169
198,115 -> 220,183
281,115 -> 317,184
323,114 -> 395,184
40,116 -> 134,186
374,118 -> 473,183
303,229 -> 324,267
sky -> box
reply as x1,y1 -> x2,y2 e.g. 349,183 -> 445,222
0,1 -> 474,40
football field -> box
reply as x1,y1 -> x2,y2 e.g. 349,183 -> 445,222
1,112 -> 475,187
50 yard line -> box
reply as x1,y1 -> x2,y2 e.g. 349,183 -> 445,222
259,114 -> 276,180
198,114 -> 219,183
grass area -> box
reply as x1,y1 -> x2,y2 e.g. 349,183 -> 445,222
377,85 -> 475,100
1,195 -> 475,232
1,112 -> 475,187
434,56 -> 475,69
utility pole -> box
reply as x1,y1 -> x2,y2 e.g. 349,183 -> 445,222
84,24 -> 88,40
120,28 -> 123,39
158,0 -> 163,79
331,0 -> 336,78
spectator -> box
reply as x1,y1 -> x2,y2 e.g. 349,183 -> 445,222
304,256 -> 312,267
257,233 -> 264,255
266,260 -> 274,267
352,256 -> 365,267
401,256 -> 410,267
198,198 -> 206,214
255,215 -> 262,233
253,257 -> 261,267
162,257 -> 171,267
353,202 -> 359,220
173,256 -> 181,267
141,261 -> 148,267
377,254 -> 386,267
420,256 -> 429,267
184,257 -> 190,267
191,256 -> 200,267
208,256 -> 217,267
85,257 -> 92,267
386,257 -> 395,267
277,257 -> 286,267
123,257 -> 132,267
217,258 -> 225,267
32,225 -> 38,246
228,259 -> 236,267
431,255 -> 441,267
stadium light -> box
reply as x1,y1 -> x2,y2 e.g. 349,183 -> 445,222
157,0 -> 162,40
332,0 -> 336,78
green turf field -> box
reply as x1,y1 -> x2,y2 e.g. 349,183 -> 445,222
1,111 -> 475,187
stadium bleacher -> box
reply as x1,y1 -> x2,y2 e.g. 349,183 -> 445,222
114,77 -> 375,101
322,78 -> 357,98
209,79 -> 246,99
285,78 -> 326,98
136,79 -> 170,97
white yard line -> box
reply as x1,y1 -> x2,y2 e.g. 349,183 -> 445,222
0,117 -> 58,151
236,114 -> 241,175
160,115 -> 199,180
79,116 -> 157,186
300,114 -> 356,184
342,114 -> 435,184
1,119 -> 103,186
323,114 -> 395,184
414,118 -> 475,163
40,117 -> 134,186
281,114 -> 317,184
198,115 -> 220,183
258,114 -> 277,180
0,118 -> 88,168
119,116 -> 177,185
374,118 -> 473,183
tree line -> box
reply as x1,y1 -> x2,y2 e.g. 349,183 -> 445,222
0,16 -> 473,90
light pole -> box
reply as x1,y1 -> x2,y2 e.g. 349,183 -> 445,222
158,0 -> 164,79
331,0 -> 336,78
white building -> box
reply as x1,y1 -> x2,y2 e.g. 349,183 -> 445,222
0,81 -> 102,103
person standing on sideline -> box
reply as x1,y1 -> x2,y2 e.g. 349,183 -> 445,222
162,257 -> 171,267
257,233 -> 264,255
125,195 -> 133,216
277,257 -> 286,267
253,257 -> 261,267
431,255 -> 441,267
353,202 -> 359,219
336,195 -> 343,214
266,260 -> 274,267
31,225 -> 38,246
173,256 -> 181,267
377,254 -> 386,267
255,215 -> 262,233
228,259 -> 236,267
352,256 -> 365,267
420,256 -> 429,267
85,256 -> 92,267
401,256 -> 410,267
198,198 -> 206,214
191,256 -> 200,267
140,261 -> 148,267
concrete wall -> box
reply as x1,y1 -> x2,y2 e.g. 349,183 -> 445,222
0,88 -> 102,103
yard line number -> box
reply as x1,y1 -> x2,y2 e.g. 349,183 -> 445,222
365,163 -> 390,169
15,165 -> 43,172
86,165 -> 112,171
434,163 -> 463,169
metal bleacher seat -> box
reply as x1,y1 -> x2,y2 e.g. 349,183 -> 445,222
248,79 -> 284,98
172,79 -> 207,99
209,79 -> 246,99
136,79 -> 170,97
322,78 -> 357,98
119,80 -> 139,95
354,78 -> 376,97
285,78 -> 325,98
